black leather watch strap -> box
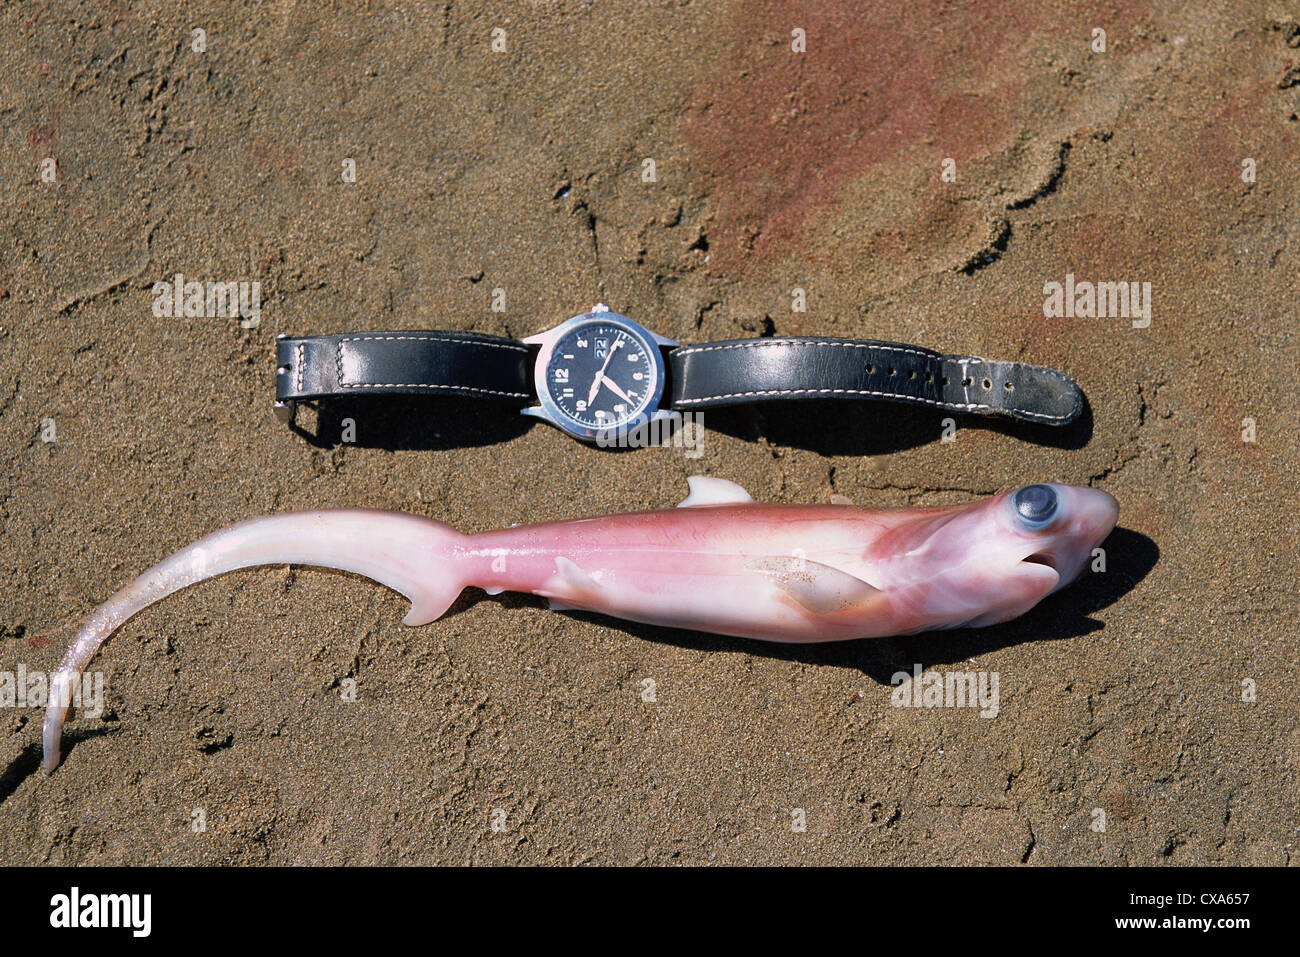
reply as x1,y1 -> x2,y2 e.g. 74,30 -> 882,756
275,331 -> 533,405
668,337 -> 1083,425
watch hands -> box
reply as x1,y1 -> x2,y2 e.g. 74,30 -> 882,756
586,336 -> 624,405
599,375 -> 634,405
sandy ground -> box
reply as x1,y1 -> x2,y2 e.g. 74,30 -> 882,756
0,0 -> 1296,864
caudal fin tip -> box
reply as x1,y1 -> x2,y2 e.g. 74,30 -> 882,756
42,712 -> 65,774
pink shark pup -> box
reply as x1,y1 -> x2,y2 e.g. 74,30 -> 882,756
42,477 -> 1118,772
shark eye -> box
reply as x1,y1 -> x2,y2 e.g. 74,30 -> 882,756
1013,485 -> 1058,528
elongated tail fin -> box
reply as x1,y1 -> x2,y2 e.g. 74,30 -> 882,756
43,509 -> 466,773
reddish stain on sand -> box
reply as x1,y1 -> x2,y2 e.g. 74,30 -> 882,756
682,0 -> 1158,272
250,139 -> 302,177
681,0 -> 1044,270
26,125 -> 57,149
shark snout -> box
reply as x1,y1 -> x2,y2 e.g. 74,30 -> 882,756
1080,488 -> 1120,548
1039,487 -> 1119,592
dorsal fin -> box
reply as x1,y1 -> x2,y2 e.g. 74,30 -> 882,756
677,475 -> 754,508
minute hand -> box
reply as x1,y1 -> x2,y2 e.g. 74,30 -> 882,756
586,337 -> 623,404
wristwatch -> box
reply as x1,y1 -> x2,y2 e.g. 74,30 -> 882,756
274,304 -> 1084,442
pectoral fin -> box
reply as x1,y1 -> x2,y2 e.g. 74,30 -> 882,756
677,475 -> 754,508
746,557 -> 884,616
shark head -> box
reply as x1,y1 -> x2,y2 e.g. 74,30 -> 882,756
879,483 -> 1120,630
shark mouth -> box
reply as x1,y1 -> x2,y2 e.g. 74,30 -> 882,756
1022,552 -> 1058,571
1020,550 -> 1068,594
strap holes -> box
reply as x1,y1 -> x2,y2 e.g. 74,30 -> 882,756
962,377 -> 973,387
982,377 -> 992,390
1004,381 -> 1015,391
941,376 -> 949,386
277,365 -> 290,374
865,364 -> 875,374
908,370 -> 916,379
887,367 -> 896,376
925,373 -> 933,382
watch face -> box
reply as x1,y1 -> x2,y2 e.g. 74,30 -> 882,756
544,320 -> 658,432
525,309 -> 673,441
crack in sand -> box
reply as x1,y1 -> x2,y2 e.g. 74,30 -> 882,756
54,220 -> 158,314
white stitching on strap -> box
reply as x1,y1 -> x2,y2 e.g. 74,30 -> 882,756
341,334 -> 527,352
674,339 -> 937,361
675,387 -> 986,410
340,382 -> 531,397
336,334 -> 530,398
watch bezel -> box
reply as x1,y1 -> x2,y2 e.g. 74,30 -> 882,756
523,308 -> 677,442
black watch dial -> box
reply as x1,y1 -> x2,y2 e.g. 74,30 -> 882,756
544,321 -> 658,432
